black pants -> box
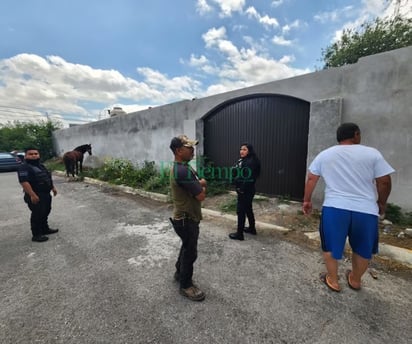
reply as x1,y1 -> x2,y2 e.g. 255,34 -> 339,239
24,192 -> 52,237
237,191 -> 255,233
172,219 -> 200,289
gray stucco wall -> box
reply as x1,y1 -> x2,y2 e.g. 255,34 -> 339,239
53,46 -> 412,210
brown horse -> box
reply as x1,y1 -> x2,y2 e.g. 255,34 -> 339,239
63,144 -> 92,177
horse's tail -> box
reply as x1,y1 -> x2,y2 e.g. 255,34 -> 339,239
62,153 -> 73,177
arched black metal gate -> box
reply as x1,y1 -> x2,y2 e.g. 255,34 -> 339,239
203,94 -> 310,200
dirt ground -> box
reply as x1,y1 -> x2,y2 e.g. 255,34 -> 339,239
202,193 -> 412,251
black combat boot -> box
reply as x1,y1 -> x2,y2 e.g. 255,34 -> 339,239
229,232 -> 244,240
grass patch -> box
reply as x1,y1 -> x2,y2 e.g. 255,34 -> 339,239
277,194 -> 291,204
44,158 -> 65,172
219,196 -> 237,213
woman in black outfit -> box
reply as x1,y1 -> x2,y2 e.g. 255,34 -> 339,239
229,143 -> 261,241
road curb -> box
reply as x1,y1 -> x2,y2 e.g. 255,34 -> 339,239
53,171 -> 168,202
54,171 -> 412,268
202,208 -> 291,232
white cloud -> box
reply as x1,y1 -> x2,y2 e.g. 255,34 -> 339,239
0,54 -> 203,125
246,6 -> 279,28
118,104 -> 153,114
232,24 -> 247,32
210,0 -> 246,17
202,26 -> 228,47
282,20 -> 302,34
189,54 -> 209,67
279,55 -> 295,64
271,0 -> 284,7
362,0 -> 388,17
243,36 -> 267,53
383,0 -> 412,18
203,47 -> 309,95
199,27 -> 309,96
135,67 -> 202,101
196,0 -> 213,15
272,35 -> 293,46
314,6 -> 354,23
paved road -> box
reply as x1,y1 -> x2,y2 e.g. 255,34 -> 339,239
1,171 -> 411,344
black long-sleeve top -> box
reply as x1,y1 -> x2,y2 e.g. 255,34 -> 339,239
233,155 -> 261,193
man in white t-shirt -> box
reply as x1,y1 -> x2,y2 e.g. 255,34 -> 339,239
303,123 -> 394,292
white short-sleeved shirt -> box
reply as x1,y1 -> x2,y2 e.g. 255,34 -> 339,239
309,144 -> 395,215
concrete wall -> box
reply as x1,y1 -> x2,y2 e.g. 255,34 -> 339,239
53,46 -> 412,210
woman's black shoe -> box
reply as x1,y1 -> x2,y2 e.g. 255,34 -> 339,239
32,236 -> 48,242
229,232 -> 244,241
44,228 -> 59,235
244,227 -> 257,235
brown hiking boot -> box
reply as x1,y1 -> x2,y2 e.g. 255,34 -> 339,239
179,286 -> 205,301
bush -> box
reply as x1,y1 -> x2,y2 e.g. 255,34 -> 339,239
46,157 -> 232,198
403,212 -> 412,226
385,203 -> 412,226
385,203 -> 403,224
135,161 -> 158,188
144,174 -> 170,194
78,158 -> 168,194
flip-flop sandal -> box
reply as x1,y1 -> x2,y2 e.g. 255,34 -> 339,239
345,269 -> 361,291
319,272 -> 341,292
369,269 -> 378,279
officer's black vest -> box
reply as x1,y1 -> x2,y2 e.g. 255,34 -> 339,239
27,163 -> 52,193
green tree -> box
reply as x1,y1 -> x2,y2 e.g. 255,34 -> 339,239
322,16 -> 412,68
0,121 -> 62,160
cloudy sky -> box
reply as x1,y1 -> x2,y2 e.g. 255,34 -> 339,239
0,0 -> 409,126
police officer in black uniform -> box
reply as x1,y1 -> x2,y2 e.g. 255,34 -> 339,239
17,147 -> 58,242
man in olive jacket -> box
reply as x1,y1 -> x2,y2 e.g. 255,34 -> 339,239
169,135 -> 207,301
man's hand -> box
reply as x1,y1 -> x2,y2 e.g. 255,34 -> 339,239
199,178 -> 207,188
52,186 -> 57,196
377,201 -> 387,216
30,193 -> 40,204
302,201 -> 312,215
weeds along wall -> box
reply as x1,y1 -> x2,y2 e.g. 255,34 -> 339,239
52,46 -> 412,210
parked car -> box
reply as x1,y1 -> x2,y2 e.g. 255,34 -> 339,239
0,152 -> 22,171
10,151 -> 25,162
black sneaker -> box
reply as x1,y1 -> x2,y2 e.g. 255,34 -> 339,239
44,228 -> 59,235
244,227 -> 257,235
229,232 -> 244,240
32,236 -> 49,242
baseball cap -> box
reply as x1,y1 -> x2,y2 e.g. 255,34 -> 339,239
170,135 -> 198,152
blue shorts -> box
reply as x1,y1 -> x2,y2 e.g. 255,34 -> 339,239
319,206 -> 379,260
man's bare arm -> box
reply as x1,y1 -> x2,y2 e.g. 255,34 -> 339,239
302,172 -> 320,215
376,175 -> 392,215
20,181 -> 39,204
